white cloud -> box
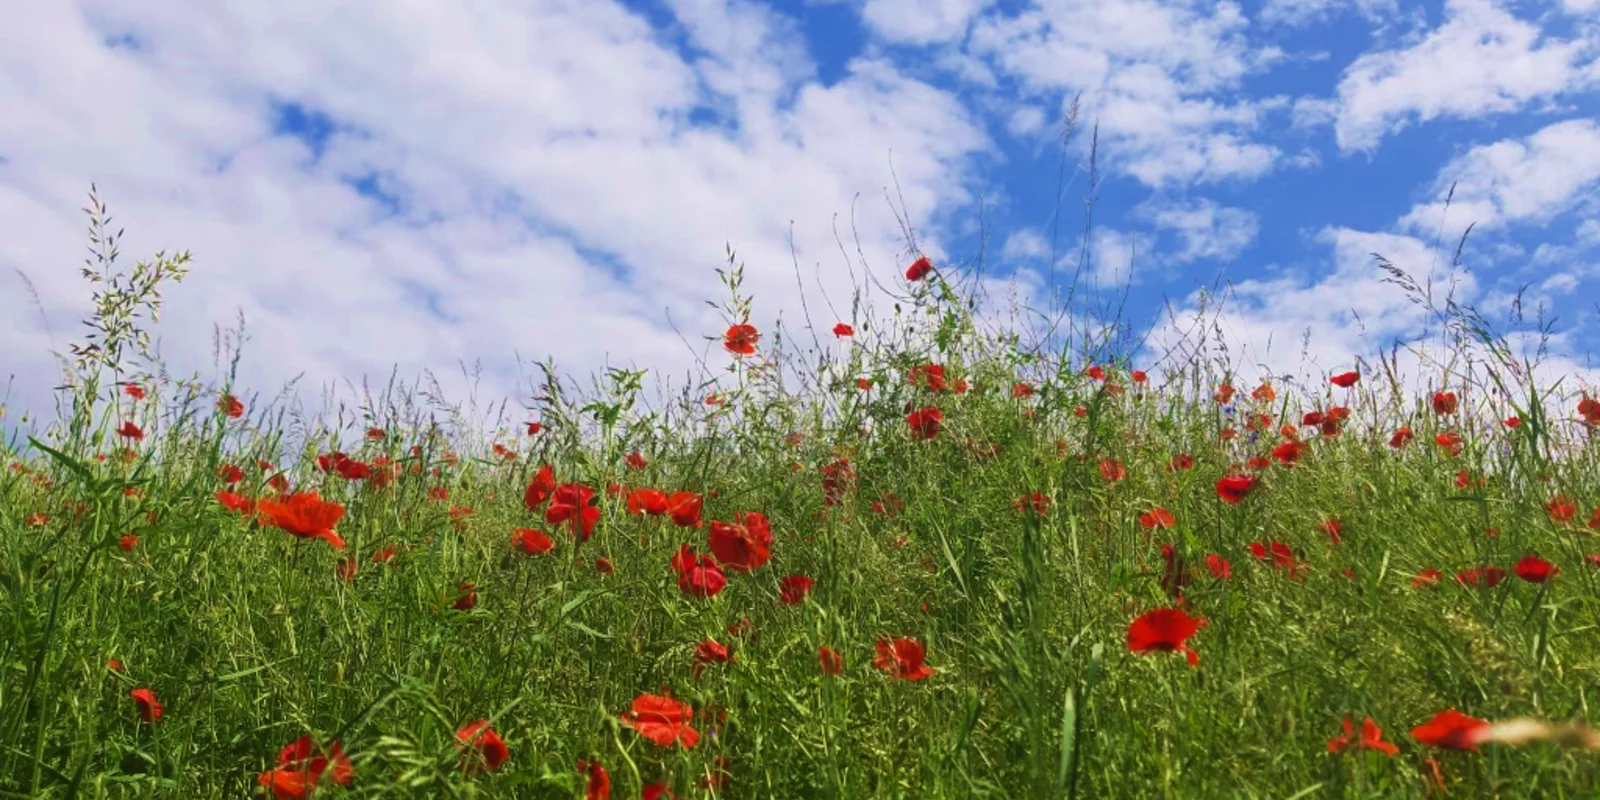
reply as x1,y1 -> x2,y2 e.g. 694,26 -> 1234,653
0,0 -> 990,421
1334,0 -> 1599,152
859,0 -> 994,45
1140,198 -> 1259,262
1007,106 -> 1047,137
1259,0 -> 1398,28
1001,228 -> 1050,261
1400,119 -> 1600,235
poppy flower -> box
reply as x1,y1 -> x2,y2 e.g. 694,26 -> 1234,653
1580,396 -> 1600,425
1213,383 -> 1236,404
119,533 -> 138,553
1590,508 -> 1600,530
258,736 -> 354,799
833,322 -> 854,337
1015,492 -> 1051,516
1099,459 -> 1126,482
818,645 -> 844,675
1547,496 -> 1577,524
874,637 -> 936,681
1215,474 -> 1256,504
666,491 -> 703,528
1318,519 -> 1343,545
450,582 -> 477,611
370,546 -> 396,564
131,687 -> 162,723
219,394 -> 245,419
1126,608 -> 1204,666
1330,371 -> 1360,388
1169,453 -> 1195,471
116,421 -> 144,441
1012,382 -> 1035,398
624,451 -> 648,470
1411,709 -> 1488,751
594,557 -> 614,574
456,721 -> 508,772
546,483 -> 600,541
709,512 -> 773,572
1139,507 -> 1175,529
123,384 -> 146,400
257,492 -> 347,549
1327,717 -> 1399,756
905,255 -> 933,281
1456,566 -> 1506,588
906,407 -> 943,440
777,574 -> 815,605
672,545 -> 727,599
1513,555 -> 1557,583
525,421 -> 543,435
1131,370 -> 1148,384
1434,431 -> 1464,456
1245,455 -> 1271,471
216,463 -> 244,485
1252,382 -> 1276,402
512,528 -> 554,556
692,640 -> 732,676
1412,568 -> 1443,588
1271,440 -> 1307,466
215,490 -> 255,515
907,363 -> 948,392
428,486 -> 450,502
1247,541 -> 1302,576
1432,391 -> 1458,415
580,760 -> 611,800
1389,427 -> 1414,449
856,377 -> 872,391
1503,416 -> 1521,429
1205,553 -> 1232,580
620,693 -> 700,748
627,488 -> 669,516
723,324 -> 759,355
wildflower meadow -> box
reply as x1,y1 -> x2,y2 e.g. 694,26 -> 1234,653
3,191 -> 1600,799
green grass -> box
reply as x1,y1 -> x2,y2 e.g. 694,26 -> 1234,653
3,203 -> 1600,798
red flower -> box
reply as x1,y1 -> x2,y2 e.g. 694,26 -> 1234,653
856,377 -> 872,391
594,557 -> 614,574
523,465 -> 556,510
1547,496 -> 1577,524
1318,519 -> 1343,545
1085,365 -> 1106,381
833,322 -> 854,337
779,574 -> 814,604
580,760 -> 611,800
620,693 -> 700,748
219,393 -> 245,419
723,324 -> 759,355
1411,709 -> 1488,751
546,483 -> 600,541
1580,395 -> 1600,425
268,473 -> 289,492
1215,474 -> 1257,504
123,384 -> 146,400
672,545 -> 727,599
709,512 -> 773,572
107,659 -> 123,672
130,687 -> 162,723
257,736 -> 354,799
1456,566 -> 1506,588
1431,391 -> 1458,415
818,645 -> 844,675
1434,431 -> 1464,456
116,421 -> 144,441
1412,568 -> 1443,588
456,721 -> 509,772
1126,607 -> 1204,667
1214,383 -> 1237,404
693,640 -> 732,676
1327,717 -> 1399,756
666,491 -> 703,528
906,407 -> 943,440
1389,427 -> 1415,449
1014,492 -> 1051,516
257,492 -> 347,549
625,451 -> 647,470
627,488 -> 669,516
450,582 -> 477,611
1271,440 -> 1307,466
1012,382 -> 1035,398
512,528 -> 554,556
907,363 -> 948,392
215,491 -> 255,515
1131,370 -> 1148,384
874,637 -> 936,681
119,533 -> 138,553
1099,459 -> 1126,482
1205,554 -> 1232,580
1139,507 -> 1175,529
1590,508 -> 1600,530
905,255 -> 933,281
526,421 -> 543,435
371,546 -> 396,563
1330,371 -> 1360,388
428,486 -> 449,502
1169,453 -> 1195,471
217,463 -> 244,484
1503,416 -> 1521,429
1513,555 -> 1557,583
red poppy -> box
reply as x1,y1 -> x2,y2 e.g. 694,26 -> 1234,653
907,363 -> 948,392
1431,391 -> 1458,415
1547,496 -> 1577,524
450,582 -> 477,611
124,384 -> 147,400
258,736 -> 354,799
799,647 -> 837,681
1411,709 -> 1488,751
456,721 -> 509,771
1590,508 -> 1600,530
257,492 -> 347,549
874,637 -> 936,681
666,491 -> 703,528
1097,459 -> 1125,482
580,760 -> 611,800
856,377 -> 872,391
428,486 -> 450,502
624,451 -> 648,470
1139,507 -> 1175,529
1215,474 -> 1256,504
131,687 -> 162,723
119,533 -> 138,553
1456,566 -> 1506,587
627,488 -> 669,516
1327,717 -> 1399,756
723,324 -> 759,355
1126,607 -> 1204,667
1131,370 -> 1148,384
219,393 -> 245,419
779,575 -> 814,604
709,512 -> 773,572
1389,427 -> 1415,449
546,483 -> 600,541
1271,440 -> 1307,466
1513,555 -> 1557,583
833,322 -> 854,337
672,545 -> 727,599
1330,371 -> 1360,388
526,421 -> 543,435
1503,416 -> 1521,429
215,490 -> 255,515
1251,382 -> 1276,403
1169,453 -> 1195,471
1580,396 -> 1600,425
1014,492 -> 1051,516
267,473 -> 290,493
620,693 -> 700,748
692,640 -> 732,677
643,784 -> 674,800
905,255 -> 933,281
1434,431 -> 1464,456
1012,382 -> 1035,398
370,546 -> 396,564
216,463 -> 244,484
1205,554 -> 1232,580
1318,519 -> 1343,545
594,557 -> 614,574
512,528 -> 554,556
906,407 -> 943,440
1412,568 -> 1443,588
112,421 -> 144,442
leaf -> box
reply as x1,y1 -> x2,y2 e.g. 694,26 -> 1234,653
28,437 -> 98,491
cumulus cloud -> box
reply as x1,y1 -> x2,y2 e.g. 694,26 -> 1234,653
1139,198 -> 1259,263
1400,119 -> 1600,236
859,0 -> 995,45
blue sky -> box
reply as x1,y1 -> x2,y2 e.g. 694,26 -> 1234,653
2,0 -> 1599,422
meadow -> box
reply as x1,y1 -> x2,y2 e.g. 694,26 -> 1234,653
3,195 -> 1600,798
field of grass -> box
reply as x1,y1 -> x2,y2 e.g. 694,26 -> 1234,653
3,204 -> 1600,798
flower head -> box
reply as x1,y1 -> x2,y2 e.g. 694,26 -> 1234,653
874,637 -> 936,681
1126,608 -> 1204,666
257,492 -> 347,549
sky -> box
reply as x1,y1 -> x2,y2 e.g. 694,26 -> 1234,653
3,0 -> 1599,426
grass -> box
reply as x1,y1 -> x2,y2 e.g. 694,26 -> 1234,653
2,192 -> 1600,799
